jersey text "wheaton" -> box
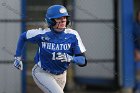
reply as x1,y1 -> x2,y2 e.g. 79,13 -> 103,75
41,42 -> 71,50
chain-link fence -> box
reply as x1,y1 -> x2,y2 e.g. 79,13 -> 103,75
0,0 -> 139,93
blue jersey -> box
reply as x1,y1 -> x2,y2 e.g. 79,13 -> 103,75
15,28 -> 86,74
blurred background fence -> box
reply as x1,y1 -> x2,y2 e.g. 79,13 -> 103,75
0,0 -> 140,93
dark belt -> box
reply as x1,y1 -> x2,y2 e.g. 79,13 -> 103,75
37,65 -> 64,75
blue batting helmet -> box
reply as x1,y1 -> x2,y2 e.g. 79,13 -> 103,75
45,5 -> 70,27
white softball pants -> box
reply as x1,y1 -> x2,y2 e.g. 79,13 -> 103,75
32,64 -> 67,93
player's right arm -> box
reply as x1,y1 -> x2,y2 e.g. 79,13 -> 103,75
15,28 -> 45,56
14,31 -> 27,70
14,28 -> 46,70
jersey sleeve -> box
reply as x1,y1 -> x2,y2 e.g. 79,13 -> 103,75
15,32 -> 27,56
15,28 -> 46,56
26,28 -> 46,43
73,31 -> 86,54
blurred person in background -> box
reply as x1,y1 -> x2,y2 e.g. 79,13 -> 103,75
13,5 -> 87,93
134,10 -> 140,61
133,9 -> 140,93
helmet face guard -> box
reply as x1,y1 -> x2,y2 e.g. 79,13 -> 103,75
45,5 -> 70,27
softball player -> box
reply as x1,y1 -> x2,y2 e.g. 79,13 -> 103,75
13,5 -> 87,93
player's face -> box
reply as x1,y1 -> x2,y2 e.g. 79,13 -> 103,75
138,12 -> 140,22
53,16 -> 67,30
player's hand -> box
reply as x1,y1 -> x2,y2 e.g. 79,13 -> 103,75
135,49 -> 140,61
56,53 -> 73,62
13,57 -> 23,70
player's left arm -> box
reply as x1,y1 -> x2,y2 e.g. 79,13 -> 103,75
73,30 -> 87,67
56,30 -> 87,66
56,52 -> 87,67
72,53 -> 87,67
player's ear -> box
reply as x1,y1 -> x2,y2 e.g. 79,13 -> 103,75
66,17 -> 70,26
51,19 -> 56,26
45,18 -> 56,27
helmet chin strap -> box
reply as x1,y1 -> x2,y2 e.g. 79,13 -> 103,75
56,22 -> 60,29
53,21 -> 66,31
